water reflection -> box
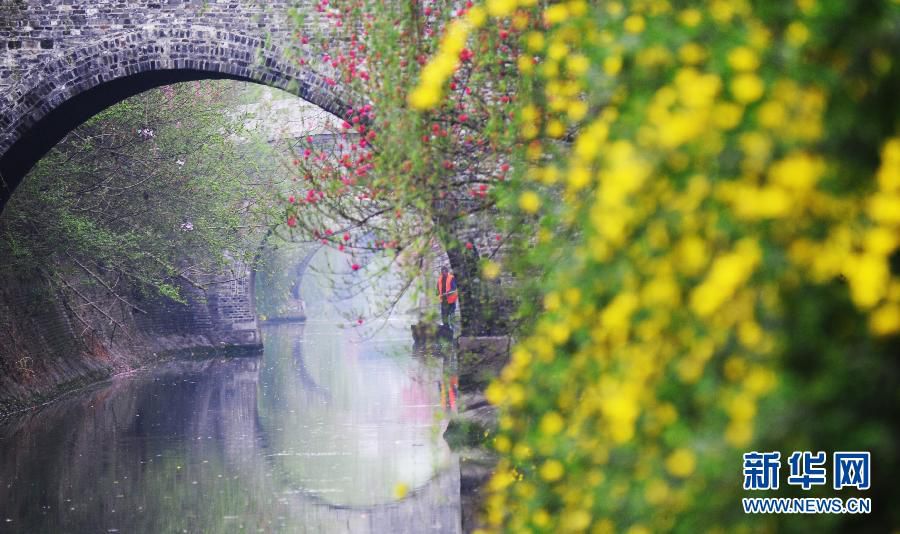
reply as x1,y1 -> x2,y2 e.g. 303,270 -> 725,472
0,322 -> 460,533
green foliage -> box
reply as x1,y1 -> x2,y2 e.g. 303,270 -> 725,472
1,80 -> 282,313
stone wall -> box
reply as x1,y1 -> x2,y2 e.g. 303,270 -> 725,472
0,256 -> 261,417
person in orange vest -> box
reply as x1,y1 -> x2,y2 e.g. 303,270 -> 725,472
437,266 -> 458,327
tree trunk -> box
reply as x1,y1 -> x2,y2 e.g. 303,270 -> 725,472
441,228 -> 511,337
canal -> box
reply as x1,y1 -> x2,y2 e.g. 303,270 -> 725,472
0,320 -> 460,533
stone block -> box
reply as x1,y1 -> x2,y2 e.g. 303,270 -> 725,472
457,335 -> 511,393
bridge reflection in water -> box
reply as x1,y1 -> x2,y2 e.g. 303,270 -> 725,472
0,321 -> 461,533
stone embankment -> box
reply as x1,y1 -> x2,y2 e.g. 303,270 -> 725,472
0,266 -> 261,418
412,323 -> 510,534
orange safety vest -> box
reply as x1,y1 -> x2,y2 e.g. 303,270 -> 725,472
438,273 -> 458,304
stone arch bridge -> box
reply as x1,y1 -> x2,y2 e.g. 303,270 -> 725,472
0,0 -> 351,212
0,1 -> 356,354
0,1 -> 508,351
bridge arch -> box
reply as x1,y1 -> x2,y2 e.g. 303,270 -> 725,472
0,26 -> 356,212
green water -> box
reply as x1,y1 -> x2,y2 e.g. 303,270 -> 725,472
0,321 -> 460,533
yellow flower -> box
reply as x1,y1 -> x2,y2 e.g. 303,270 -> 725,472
486,0 -> 517,17
526,31 -> 545,52
517,55 -> 534,74
544,291 -> 561,311
521,104 -> 540,122
435,20 -> 470,60
512,12 -> 530,30
393,482 -> 409,499
546,119 -> 566,138
745,366 -> 778,395
624,15 -> 646,33
483,261 -> 501,280
561,510 -> 591,531
726,394 -> 757,421
677,235 -> 709,275
731,73 -> 765,103
844,253 -> 890,308
678,8 -> 702,27
870,304 -> 900,335
678,43 -> 706,65
690,239 -> 761,316
513,442 -> 533,460
728,46 -> 760,71
757,100 -> 786,128
489,469 -> 516,491
543,4 -> 569,25
738,320 -> 763,348
567,54 -> 590,75
568,165 -> 591,190
485,382 -> 506,404
519,191 -> 541,213
532,509 -> 550,527
408,85 -> 440,109
713,102 -> 743,130
645,479 -> 671,504
786,21 -> 810,46
547,42 -> 568,61
797,0 -> 817,14
725,421 -> 754,447
568,100 -> 589,121
666,449 -> 697,477
550,322 -> 570,344
467,5 -> 487,26
867,193 -> 900,225
604,55 -> 623,76
540,411 -> 565,435
769,152 -> 825,191
865,227 -> 897,255
877,138 -> 900,191
539,459 -> 565,481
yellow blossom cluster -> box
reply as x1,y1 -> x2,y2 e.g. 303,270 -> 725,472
410,0 -> 900,531
408,17 -> 475,109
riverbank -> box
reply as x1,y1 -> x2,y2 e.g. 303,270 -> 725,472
0,339 -> 262,420
443,335 -> 511,533
0,262 -> 263,419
